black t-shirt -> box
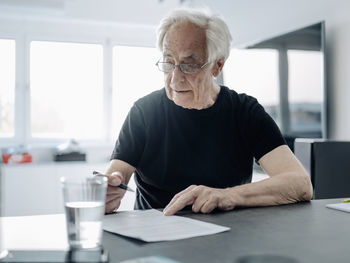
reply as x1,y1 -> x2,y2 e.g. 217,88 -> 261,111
111,86 -> 285,209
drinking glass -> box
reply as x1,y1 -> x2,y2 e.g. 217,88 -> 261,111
61,176 -> 107,249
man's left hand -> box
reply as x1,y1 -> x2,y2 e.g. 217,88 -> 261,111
163,185 -> 237,216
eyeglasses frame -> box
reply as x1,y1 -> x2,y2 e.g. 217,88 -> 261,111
155,60 -> 210,75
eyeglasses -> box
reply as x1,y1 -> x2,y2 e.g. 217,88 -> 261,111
155,61 -> 210,75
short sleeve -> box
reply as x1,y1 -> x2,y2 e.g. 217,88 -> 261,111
239,95 -> 286,162
110,104 -> 146,167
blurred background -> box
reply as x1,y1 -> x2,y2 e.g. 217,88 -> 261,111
1,0 -> 350,216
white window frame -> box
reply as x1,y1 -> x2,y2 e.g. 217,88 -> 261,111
0,34 -> 20,146
0,17 -> 156,150
0,33 -> 114,148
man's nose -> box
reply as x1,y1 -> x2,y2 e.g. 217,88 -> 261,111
170,65 -> 185,84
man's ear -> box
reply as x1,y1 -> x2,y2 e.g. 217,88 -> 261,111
212,58 -> 225,77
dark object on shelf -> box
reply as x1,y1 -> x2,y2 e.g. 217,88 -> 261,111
54,152 -> 86,162
54,139 -> 86,162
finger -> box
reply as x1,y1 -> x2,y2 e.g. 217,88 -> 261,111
105,185 -> 126,212
164,185 -> 197,211
200,199 -> 218,214
191,186 -> 215,213
107,172 -> 123,186
96,171 -> 123,186
164,189 -> 199,216
192,195 -> 208,213
106,185 -> 126,195
218,199 -> 236,211
106,190 -> 124,203
105,198 -> 120,214
105,186 -> 125,211
106,184 -> 126,199
165,186 -> 196,209
105,197 -> 118,206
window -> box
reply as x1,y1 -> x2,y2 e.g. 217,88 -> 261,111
0,39 -> 15,138
112,46 -> 164,137
288,50 -> 323,136
0,38 -> 164,147
224,48 -> 324,141
223,48 -> 279,122
30,41 -> 103,140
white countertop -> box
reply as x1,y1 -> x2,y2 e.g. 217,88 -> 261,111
1,214 -> 68,250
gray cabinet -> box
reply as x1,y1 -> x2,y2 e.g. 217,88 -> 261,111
295,139 -> 350,199
2,162 -> 109,216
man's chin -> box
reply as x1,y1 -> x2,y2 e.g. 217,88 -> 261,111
165,89 -> 194,109
173,99 -> 194,109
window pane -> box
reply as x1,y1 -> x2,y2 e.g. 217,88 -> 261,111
223,49 -> 279,122
112,46 -> 163,137
288,50 -> 323,137
30,41 -> 103,139
0,39 -> 15,137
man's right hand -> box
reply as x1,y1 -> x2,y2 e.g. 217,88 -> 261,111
101,159 -> 136,213
103,171 -> 127,214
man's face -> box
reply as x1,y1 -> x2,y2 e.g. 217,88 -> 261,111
162,22 -> 214,109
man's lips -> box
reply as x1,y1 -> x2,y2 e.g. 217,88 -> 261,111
173,89 -> 191,93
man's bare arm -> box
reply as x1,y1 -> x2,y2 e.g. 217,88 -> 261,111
227,145 -> 313,207
164,145 -> 313,215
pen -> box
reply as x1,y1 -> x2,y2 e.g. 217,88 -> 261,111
92,170 -> 135,192
342,198 -> 350,203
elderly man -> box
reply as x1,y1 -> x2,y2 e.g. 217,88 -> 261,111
103,8 -> 313,216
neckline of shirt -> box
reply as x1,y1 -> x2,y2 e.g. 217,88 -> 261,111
163,86 -> 226,115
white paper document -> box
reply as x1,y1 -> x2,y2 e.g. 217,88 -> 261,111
103,209 -> 230,242
326,203 -> 350,213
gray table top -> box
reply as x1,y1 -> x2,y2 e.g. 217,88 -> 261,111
102,198 -> 349,263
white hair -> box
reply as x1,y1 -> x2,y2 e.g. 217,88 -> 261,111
156,8 -> 233,63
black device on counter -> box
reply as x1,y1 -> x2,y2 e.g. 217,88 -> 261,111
0,249 -> 108,263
